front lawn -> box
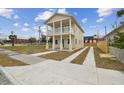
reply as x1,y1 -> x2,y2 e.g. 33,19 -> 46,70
0,45 -> 48,54
0,54 -> 27,67
40,48 -> 82,61
71,47 -> 90,64
94,47 -> 124,71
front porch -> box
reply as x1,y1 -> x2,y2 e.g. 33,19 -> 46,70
47,35 -> 75,51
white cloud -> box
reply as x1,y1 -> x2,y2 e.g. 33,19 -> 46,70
24,23 -> 29,27
57,8 -> 68,14
82,18 -> 87,23
22,27 -> 31,32
13,23 -> 19,27
35,11 -> 54,22
97,8 -> 113,17
34,8 -> 68,22
0,8 -> 14,19
49,8 -> 56,12
13,15 -> 19,19
89,25 -> 97,28
96,18 -> 104,23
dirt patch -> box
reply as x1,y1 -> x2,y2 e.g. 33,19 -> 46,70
94,47 -> 124,71
0,54 -> 27,67
0,45 -> 47,54
40,48 -> 82,61
71,47 -> 90,64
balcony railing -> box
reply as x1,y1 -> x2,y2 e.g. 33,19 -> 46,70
47,26 -> 74,36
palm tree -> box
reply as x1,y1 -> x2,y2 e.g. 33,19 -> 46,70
117,9 -> 124,18
9,31 -> 17,46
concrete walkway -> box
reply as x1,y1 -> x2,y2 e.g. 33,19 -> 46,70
1,60 -> 124,85
30,51 -> 57,56
0,48 -> 46,64
61,47 -> 88,63
83,47 -> 96,67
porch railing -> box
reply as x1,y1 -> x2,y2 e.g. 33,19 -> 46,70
47,26 -> 74,36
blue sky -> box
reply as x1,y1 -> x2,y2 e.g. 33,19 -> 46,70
0,8 -> 124,39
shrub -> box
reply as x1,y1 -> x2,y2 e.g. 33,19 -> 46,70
112,31 -> 124,49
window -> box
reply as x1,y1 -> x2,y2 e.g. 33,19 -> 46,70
68,39 -> 70,44
55,40 -> 58,44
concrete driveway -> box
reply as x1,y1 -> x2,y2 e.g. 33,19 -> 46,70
1,60 -> 124,85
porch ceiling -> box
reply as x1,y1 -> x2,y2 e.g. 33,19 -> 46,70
47,19 -> 74,27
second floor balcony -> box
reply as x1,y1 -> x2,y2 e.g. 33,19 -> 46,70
47,26 -> 74,36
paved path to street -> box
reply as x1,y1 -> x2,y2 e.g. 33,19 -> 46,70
61,47 -> 88,63
29,51 -> 57,56
83,47 -> 96,67
1,59 -> 124,85
0,48 -> 46,65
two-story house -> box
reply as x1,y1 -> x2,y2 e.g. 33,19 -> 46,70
45,13 -> 84,51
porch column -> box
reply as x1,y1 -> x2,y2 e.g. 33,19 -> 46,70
52,22 -> 55,50
60,20 -> 63,50
46,25 -> 49,49
69,18 -> 72,51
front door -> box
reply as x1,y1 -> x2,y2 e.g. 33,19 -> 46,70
62,39 -> 64,48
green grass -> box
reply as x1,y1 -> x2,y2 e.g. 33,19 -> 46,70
94,47 -> 124,71
71,47 -> 90,64
0,45 -> 48,54
0,54 -> 27,67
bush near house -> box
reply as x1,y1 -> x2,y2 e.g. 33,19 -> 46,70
111,31 -> 124,49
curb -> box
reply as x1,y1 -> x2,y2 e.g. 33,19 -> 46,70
0,65 -> 22,85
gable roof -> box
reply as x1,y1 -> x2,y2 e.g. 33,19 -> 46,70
45,13 -> 84,33
104,24 -> 124,38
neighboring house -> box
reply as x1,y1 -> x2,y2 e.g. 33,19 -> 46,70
84,36 -> 97,43
45,13 -> 84,51
104,24 -> 124,43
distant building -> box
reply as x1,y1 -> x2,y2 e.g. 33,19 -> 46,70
84,35 -> 104,44
104,24 -> 124,43
15,38 -> 29,44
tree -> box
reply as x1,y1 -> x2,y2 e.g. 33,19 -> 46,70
117,9 -> 124,18
9,31 -> 17,46
41,35 -> 46,43
112,31 -> 124,49
28,37 -> 36,44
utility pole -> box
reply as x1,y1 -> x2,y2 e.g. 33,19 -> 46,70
97,30 -> 99,42
38,26 -> 41,44
104,26 -> 107,35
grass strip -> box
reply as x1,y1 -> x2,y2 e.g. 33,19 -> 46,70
71,47 -> 90,64
94,47 -> 124,71
0,54 -> 27,67
40,48 -> 82,61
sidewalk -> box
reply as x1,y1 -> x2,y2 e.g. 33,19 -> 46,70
61,47 -> 88,63
83,47 -> 96,67
30,51 -> 57,56
1,59 -> 124,85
